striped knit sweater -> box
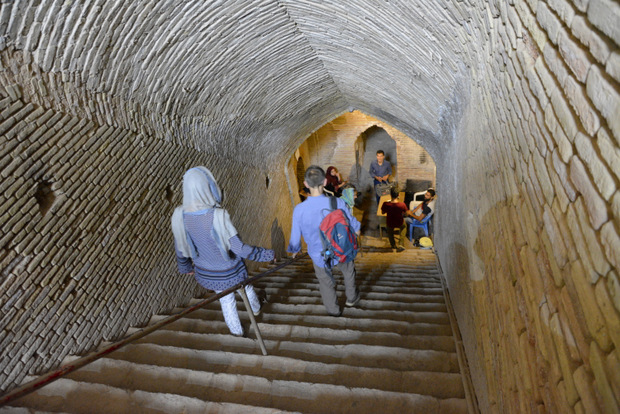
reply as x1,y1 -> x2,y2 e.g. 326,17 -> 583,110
175,209 -> 274,291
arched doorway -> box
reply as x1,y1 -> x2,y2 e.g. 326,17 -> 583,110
354,125 -> 397,194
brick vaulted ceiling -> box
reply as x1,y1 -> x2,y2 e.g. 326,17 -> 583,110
0,1 -> 472,166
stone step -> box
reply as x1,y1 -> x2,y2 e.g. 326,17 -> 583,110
254,271 -> 442,284
194,294 -> 448,313
151,317 -> 457,352
195,290 -> 446,307
259,295 -> 448,312
4,251 -> 471,413
4,377 -> 298,414
76,347 -> 465,399
252,279 -> 443,292
56,358 -> 467,414
167,309 -> 454,336
253,279 -> 444,292
130,329 -> 460,373
175,304 -> 451,327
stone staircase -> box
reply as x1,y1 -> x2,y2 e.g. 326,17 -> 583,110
2,250 -> 474,413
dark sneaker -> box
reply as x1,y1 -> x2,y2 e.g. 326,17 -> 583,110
328,310 -> 343,317
397,246 -> 405,252
345,295 -> 361,307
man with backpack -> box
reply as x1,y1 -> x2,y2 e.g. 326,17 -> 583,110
288,165 -> 361,316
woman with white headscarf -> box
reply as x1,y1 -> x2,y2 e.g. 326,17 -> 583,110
171,167 -> 275,337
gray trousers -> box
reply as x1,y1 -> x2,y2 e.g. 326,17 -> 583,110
312,260 -> 359,314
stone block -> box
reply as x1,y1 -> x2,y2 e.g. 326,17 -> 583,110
546,41 -> 573,88
537,2 -> 562,44
536,53 -> 558,98
550,0 -> 577,25
0,101 -> 23,123
569,157 -> 609,229
606,50 -> 620,83
565,78 -> 601,137
542,205 -> 570,268
573,365 -> 605,413
594,279 -> 620,351
550,88 -> 579,141
532,151 -> 555,205
563,271 -> 594,361
549,312 -> 580,404
571,15 -> 612,66
558,29 -> 592,83
527,66 -> 550,110
586,66 -> 620,144
587,0 -> 620,44
599,222 -> 620,270
571,198 -> 612,278
606,349 -> 620,402
549,201 -> 575,264
607,270 -> 620,313
0,115 -> 16,138
545,105 -> 574,163
547,163 -> 570,213
570,261 -> 612,352
596,129 -> 620,187
575,132 -> 615,200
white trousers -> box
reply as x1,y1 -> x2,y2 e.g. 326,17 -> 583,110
216,284 -> 260,335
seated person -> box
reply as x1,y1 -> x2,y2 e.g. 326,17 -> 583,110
405,188 -> 435,240
381,188 -> 408,252
325,166 -> 346,197
426,188 -> 437,213
340,186 -> 356,212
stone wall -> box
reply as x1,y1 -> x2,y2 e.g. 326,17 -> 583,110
437,0 -> 620,412
0,55 -> 292,392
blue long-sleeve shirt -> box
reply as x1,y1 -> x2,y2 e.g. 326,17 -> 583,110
369,160 -> 392,183
287,195 -> 361,268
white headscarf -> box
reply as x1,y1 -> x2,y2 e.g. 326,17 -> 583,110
171,167 -> 238,259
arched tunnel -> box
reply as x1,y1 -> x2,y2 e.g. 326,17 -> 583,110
0,1 -> 619,412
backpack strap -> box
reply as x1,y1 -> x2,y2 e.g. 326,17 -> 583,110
330,196 -> 337,211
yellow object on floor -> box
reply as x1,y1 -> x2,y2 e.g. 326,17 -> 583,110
419,237 -> 433,248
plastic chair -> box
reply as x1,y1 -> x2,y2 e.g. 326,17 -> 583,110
408,211 -> 434,241
409,191 -> 427,210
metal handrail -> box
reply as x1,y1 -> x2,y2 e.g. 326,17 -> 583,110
0,253 -> 308,406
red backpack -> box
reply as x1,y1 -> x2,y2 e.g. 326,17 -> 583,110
319,197 -> 359,267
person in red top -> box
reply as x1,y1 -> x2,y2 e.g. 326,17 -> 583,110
381,188 -> 409,252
